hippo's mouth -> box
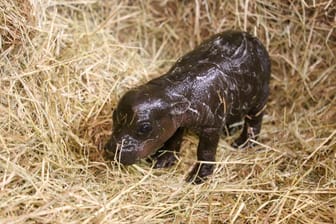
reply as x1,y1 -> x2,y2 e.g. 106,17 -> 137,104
118,142 -> 164,165
104,147 -> 139,165
117,151 -> 139,165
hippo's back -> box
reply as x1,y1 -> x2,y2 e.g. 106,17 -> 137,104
147,31 -> 271,127
164,31 -> 270,85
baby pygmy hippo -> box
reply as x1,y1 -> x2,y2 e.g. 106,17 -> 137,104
104,30 -> 271,184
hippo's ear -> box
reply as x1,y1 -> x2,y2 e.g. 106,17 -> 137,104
170,100 -> 190,115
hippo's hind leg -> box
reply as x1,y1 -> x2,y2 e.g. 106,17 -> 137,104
232,107 -> 265,149
150,128 -> 184,168
186,128 -> 220,184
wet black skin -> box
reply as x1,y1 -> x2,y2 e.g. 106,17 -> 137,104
104,30 -> 271,184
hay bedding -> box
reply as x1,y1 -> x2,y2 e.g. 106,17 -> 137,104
0,0 -> 335,223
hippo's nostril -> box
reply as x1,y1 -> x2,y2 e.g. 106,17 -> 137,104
121,144 -> 136,152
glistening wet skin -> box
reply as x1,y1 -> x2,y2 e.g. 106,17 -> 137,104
104,30 -> 271,184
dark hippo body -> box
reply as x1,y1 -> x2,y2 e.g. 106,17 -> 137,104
105,30 -> 271,184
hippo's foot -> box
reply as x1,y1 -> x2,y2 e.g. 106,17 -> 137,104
186,163 -> 214,184
147,150 -> 177,169
154,151 -> 178,168
231,137 -> 254,149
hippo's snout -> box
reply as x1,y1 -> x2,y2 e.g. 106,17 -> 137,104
103,138 -> 117,160
117,150 -> 138,165
104,135 -> 140,165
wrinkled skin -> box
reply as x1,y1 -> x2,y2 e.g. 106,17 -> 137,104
104,30 -> 271,184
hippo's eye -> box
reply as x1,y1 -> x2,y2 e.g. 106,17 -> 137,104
136,122 -> 152,136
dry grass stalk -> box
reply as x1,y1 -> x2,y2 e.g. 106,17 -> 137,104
0,0 -> 35,54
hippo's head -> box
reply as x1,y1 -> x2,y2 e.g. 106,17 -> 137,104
104,86 -> 189,165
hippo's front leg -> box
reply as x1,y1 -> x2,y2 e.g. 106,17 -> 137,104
150,128 -> 184,168
186,128 -> 220,184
